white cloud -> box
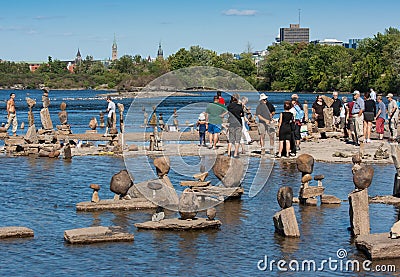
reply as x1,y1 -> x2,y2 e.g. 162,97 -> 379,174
222,9 -> 258,16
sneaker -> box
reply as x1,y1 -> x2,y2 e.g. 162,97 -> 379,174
274,153 -> 281,158
289,152 -> 296,157
366,139 -> 371,143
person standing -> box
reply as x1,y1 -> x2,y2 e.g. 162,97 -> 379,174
226,94 -> 244,158
331,91 -> 342,130
205,96 -> 227,149
370,88 -> 377,102
239,96 -> 252,154
340,96 -> 348,138
196,113 -> 207,146
363,91 -> 376,143
351,90 -> 365,145
5,93 -> 18,136
104,96 -> 116,136
312,95 -> 327,139
255,93 -> 275,153
217,91 -> 225,105
291,94 -> 303,151
276,101 -> 295,158
375,96 -> 386,140
387,93 -> 399,141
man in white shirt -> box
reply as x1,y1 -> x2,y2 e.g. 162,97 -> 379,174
104,96 -> 116,136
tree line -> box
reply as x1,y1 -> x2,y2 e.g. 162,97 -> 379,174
1,28 -> 400,94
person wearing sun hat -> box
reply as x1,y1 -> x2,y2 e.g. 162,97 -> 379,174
255,93 -> 275,153
387,93 -> 399,140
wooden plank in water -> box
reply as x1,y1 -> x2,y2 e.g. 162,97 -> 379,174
0,226 -> 34,239
135,218 -> 221,230
64,226 -> 134,244
76,198 -> 157,211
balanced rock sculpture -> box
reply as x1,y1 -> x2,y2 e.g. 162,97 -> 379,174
212,155 -> 244,187
277,186 -> 293,209
206,207 -> 217,221
110,169 -> 133,197
178,188 -> 199,220
296,154 -> 314,175
154,156 -> 170,177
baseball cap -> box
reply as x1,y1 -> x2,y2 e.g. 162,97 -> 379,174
353,90 -> 360,95
259,93 -> 268,101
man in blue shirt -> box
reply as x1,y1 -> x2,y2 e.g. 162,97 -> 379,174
351,90 -> 365,145
375,95 -> 386,140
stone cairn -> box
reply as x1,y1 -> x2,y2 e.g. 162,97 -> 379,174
178,188 -> 200,220
90,184 -> 100,203
117,103 -> 124,134
99,112 -> 105,128
25,97 -> 37,144
88,117 -> 98,131
296,153 -> 341,205
56,102 -> 72,135
273,186 -> 300,237
110,169 -> 134,200
349,153 -> 374,237
39,87 -> 54,134
173,108 -> 179,131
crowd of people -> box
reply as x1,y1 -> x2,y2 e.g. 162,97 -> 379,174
197,89 -> 400,159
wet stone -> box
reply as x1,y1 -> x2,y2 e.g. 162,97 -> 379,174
110,169 -> 133,196
353,165 -> 374,190
277,186 -> 293,209
296,154 -> 314,174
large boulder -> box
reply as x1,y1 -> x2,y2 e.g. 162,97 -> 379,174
89,117 -> 97,130
212,155 -> 244,187
277,186 -> 293,209
296,154 -> 314,174
353,165 -> 374,190
178,188 -> 200,220
110,169 -> 133,196
154,156 -> 170,177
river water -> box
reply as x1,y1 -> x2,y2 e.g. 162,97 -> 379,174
0,89 -> 398,276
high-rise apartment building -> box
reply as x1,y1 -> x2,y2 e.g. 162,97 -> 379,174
279,24 -> 309,44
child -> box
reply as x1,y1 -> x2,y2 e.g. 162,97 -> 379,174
197,113 -> 208,146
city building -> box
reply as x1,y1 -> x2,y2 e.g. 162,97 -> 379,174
344,39 -> 362,49
279,24 -> 310,44
112,35 -> 118,61
318,38 -> 344,46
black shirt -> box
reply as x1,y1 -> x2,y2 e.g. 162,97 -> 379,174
227,102 -> 244,127
331,98 -> 342,116
364,99 -> 376,115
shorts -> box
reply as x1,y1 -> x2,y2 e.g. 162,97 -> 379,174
208,124 -> 221,134
258,123 -> 275,135
376,117 -> 384,134
228,126 -> 242,144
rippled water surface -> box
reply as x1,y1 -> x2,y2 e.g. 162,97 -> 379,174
0,90 -> 398,276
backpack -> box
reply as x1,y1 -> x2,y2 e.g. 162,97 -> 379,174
294,105 -> 305,122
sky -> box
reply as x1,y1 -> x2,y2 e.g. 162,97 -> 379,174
1,0 -> 400,62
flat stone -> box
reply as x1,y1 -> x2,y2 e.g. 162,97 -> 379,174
314,174 -> 325,181
299,186 -> 324,199
64,226 -> 134,244
273,207 -> 300,237
180,181 -> 211,187
192,186 -> 244,199
0,226 -> 34,239
321,194 -> 341,205
369,195 -> 400,206
128,144 -> 139,151
355,233 -> 400,260
134,218 -> 222,230
76,198 -> 157,212
90,184 -> 100,190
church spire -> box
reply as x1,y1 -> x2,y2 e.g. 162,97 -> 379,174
112,34 -> 118,61
75,48 -> 82,64
157,42 -> 163,60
